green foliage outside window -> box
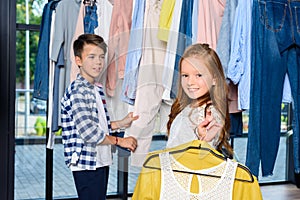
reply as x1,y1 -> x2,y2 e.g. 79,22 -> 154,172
16,0 -> 46,86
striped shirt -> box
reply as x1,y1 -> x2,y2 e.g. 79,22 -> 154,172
61,74 -> 111,170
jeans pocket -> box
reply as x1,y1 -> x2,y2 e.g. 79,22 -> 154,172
258,0 -> 287,32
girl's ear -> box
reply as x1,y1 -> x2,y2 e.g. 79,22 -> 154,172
75,56 -> 82,67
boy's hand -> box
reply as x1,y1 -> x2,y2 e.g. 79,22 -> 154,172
117,112 -> 139,129
118,136 -> 137,152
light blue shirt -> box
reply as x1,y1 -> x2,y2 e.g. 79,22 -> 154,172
216,0 -> 238,77
121,0 -> 146,105
192,0 -> 198,44
227,0 -> 252,110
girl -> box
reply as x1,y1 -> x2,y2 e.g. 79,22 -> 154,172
166,43 -> 233,157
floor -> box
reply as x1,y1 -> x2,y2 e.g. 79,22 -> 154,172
260,183 -> 300,200
109,184 -> 300,200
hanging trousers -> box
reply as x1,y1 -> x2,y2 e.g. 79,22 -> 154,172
246,0 -> 300,177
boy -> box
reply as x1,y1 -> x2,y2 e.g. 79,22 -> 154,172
61,34 -> 138,200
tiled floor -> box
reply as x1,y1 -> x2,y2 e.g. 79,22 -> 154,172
110,185 -> 300,200
15,137 -> 289,199
260,183 -> 300,200
14,139 -> 166,199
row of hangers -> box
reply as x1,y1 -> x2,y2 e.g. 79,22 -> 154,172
49,0 -> 96,10
143,142 -> 254,183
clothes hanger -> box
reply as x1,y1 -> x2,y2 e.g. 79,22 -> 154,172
143,142 -> 254,183
83,0 -> 96,6
50,0 -> 61,10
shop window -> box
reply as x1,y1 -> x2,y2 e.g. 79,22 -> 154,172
14,1 -> 293,198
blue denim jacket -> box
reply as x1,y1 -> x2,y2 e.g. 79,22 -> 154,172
33,1 -> 59,100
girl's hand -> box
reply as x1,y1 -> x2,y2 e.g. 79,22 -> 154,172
116,112 -> 139,129
196,107 -> 222,141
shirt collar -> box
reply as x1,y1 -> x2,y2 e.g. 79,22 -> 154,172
77,74 -> 95,89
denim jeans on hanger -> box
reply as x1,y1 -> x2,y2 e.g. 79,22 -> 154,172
246,0 -> 300,177
84,5 -> 98,34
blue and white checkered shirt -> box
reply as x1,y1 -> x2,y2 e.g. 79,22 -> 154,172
61,74 -> 111,170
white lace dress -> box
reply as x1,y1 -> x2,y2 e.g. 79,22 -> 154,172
159,152 -> 237,200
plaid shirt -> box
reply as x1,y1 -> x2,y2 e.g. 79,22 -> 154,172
61,74 -> 111,170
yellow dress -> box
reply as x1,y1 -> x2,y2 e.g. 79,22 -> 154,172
132,140 -> 262,200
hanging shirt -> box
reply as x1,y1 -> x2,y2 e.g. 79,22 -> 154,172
157,0 -> 176,42
50,0 -> 82,87
33,0 -> 60,100
162,0 -> 183,101
197,0 -> 226,50
170,0 -> 194,98
106,0 -> 133,97
94,0 -> 113,42
121,0 -> 146,105
227,0 -> 252,110
216,0 -> 238,77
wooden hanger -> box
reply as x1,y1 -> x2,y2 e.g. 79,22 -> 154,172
143,142 -> 254,183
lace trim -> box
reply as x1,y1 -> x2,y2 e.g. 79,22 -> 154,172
159,152 -> 237,200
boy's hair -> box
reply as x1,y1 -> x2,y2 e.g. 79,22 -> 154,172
73,34 -> 107,58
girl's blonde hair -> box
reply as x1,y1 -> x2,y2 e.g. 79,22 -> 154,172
167,43 -> 232,156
